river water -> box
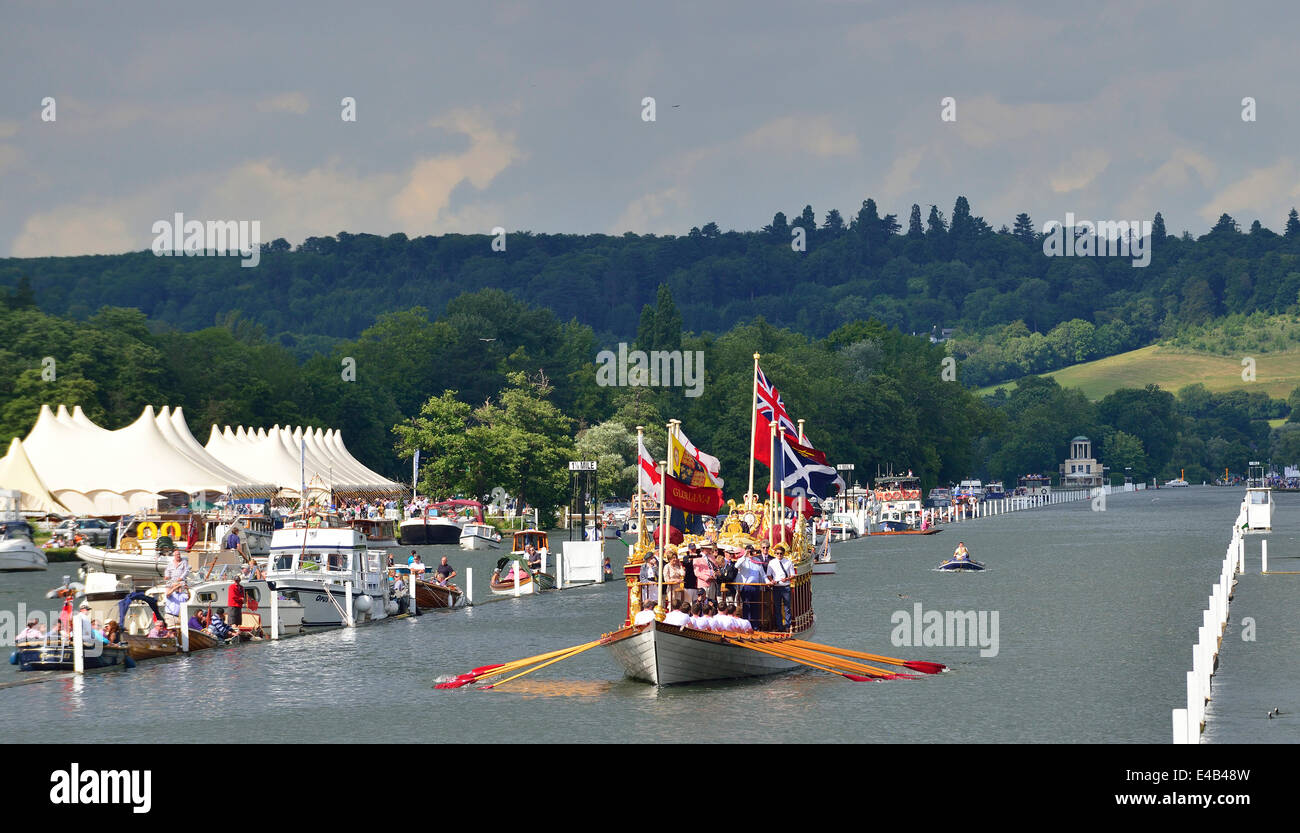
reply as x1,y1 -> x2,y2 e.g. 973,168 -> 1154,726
1,487 -> 1287,743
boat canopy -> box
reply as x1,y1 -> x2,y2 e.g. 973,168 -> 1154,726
511,530 -> 548,551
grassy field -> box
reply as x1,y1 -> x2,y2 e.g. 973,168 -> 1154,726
978,345 -> 1300,401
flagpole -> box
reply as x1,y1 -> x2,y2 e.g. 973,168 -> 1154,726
636,425 -> 645,547
657,459 -> 668,618
769,418 -> 777,547
797,419 -> 807,521
748,352 -> 760,503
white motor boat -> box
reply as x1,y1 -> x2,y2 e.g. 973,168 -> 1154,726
0,491 -> 46,571
264,520 -> 393,628
459,522 -> 501,551
1,519 -> 47,572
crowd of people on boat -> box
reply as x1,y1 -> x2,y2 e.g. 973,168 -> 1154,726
635,598 -> 755,633
637,538 -> 795,631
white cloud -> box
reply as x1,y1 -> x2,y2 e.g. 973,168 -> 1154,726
9,108 -> 525,254
1198,158 -> 1300,224
610,186 -> 687,236
256,92 -> 309,115
11,202 -> 138,257
389,109 -> 523,233
878,149 -> 925,203
1049,149 -> 1111,193
740,115 -> 858,158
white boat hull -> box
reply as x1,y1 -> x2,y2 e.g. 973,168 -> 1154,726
459,533 -> 500,551
605,621 -> 814,685
77,545 -> 173,577
0,540 -> 47,572
812,560 -> 837,575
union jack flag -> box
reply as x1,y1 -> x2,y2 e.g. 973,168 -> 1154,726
756,364 -> 804,446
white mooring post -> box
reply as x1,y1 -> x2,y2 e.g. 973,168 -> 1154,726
270,589 -> 280,640
556,552 -> 565,590
541,551 -> 547,576
466,567 -> 474,606
180,599 -> 190,652
73,612 -> 86,674
1172,709 -> 1189,744
409,569 -> 418,615
345,581 -> 354,627
1186,671 -> 1200,736
514,566 -> 521,595
1262,540 -> 1268,574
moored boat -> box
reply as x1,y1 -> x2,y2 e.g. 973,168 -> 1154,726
415,578 -> 463,608
459,522 -> 501,550
261,514 -> 393,628
489,553 -> 556,595
124,632 -> 179,660
872,473 -> 924,531
14,639 -> 131,671
0,518 -> 47,572
349,516 -> 399,548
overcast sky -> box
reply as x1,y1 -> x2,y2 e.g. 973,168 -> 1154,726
3,0 -> 1299,257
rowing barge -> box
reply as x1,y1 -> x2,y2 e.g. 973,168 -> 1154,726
609,492 -> 815,685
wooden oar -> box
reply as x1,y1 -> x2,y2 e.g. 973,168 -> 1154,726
727,639 -> 878,681
480,641 -> 605,689
437,640 -> 604,688
774,642 -> 903,678
786,639 -> 946,674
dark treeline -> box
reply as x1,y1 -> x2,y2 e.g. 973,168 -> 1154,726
3,284 -> 1298,508
5,200 -> 1300,388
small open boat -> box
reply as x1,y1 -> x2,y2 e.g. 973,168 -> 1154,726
415,578 -> 463,608
937,559 -> 984,571
13,639 -> 131,671
125,633 -> 179,660
489,555 -> 556,595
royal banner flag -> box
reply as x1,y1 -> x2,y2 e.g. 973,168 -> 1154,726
661,471 -> 725,516
669,424 -> 723,488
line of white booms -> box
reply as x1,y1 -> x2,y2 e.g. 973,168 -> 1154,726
1171,498 -> 1262,743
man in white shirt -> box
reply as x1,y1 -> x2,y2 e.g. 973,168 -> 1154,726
663,601 -> 690,627
767,542 -> 795,630
712,605 -> 735,632
734,545 -> 768,624
729,604 -> 754,634
633,603 -> 656,626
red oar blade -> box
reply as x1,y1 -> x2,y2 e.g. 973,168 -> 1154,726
469,663 -> 504,675
903,660 -> 946,674
843,673 -> 873,682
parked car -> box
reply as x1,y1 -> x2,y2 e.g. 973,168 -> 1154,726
53,518 -> 113,546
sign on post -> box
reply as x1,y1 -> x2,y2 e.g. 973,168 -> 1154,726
568,461 -> 597,471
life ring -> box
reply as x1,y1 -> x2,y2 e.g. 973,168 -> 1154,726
160,521 -> 183,540
138,522 -> 159,540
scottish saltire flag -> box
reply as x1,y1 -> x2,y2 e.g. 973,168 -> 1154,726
777,432 -> 844,502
